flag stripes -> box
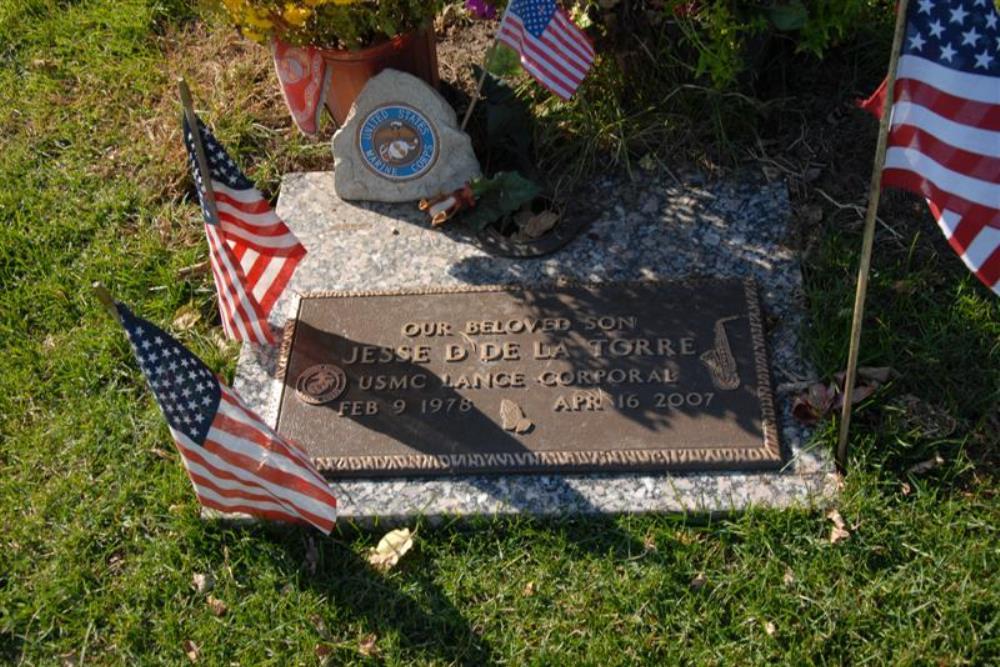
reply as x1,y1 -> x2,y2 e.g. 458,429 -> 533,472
497,1 -> 595,100
863,2 -> 1000,294
118,303 -> 337,532
184,116 -> 307,343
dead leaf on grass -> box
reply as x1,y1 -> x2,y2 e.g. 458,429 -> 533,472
358,633 -> 380,657
783,568 -> 795,586
792,366 -> 897,425
827,508 -> 851,544
689,573 -> 707,590
906,454 -> 945,476
206,595 -> 227,616
172,304 -> 201,331
182,640 -> 200,663
310,614 -> 331,639
191,572 -> 214,595
522,581 -> 536,597
368,528 -> 414,571
764,620 -> 777,636
150,447 -> 173,460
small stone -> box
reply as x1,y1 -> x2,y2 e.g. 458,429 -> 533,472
332,70 -> 481,202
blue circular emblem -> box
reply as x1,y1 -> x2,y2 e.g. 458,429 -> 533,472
357,105 -> 438,181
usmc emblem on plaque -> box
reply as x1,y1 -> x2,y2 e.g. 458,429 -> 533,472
357,104 -> 438,181
295,364 -> 348,405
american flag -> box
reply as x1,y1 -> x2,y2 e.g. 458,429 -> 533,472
862,0 -> 999,294
497,0 -> 595,100
184,115 -> 307,343
116,301 -> 337,533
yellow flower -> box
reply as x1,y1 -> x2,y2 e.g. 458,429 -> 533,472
241,27 -> 267,44
243,7 -> 273,29
282,3 -> 313,26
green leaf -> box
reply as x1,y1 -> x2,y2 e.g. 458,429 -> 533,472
463,172 -> 541,232
475,66 -> 536,175
485,43 -> 522,79
767,2 -> 809,32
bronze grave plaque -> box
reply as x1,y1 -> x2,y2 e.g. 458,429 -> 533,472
276,280 -> 782,477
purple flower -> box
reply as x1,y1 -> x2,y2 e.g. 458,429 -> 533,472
466,0 -> 497,20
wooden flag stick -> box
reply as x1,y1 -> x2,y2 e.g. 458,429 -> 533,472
460,8 -> 507,132
92,282 -> 122,325
177,77 -> 219,225
836,0 -> 911,474
461,57 -> 493,132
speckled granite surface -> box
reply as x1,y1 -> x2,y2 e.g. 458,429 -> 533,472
231,171 -> 837,524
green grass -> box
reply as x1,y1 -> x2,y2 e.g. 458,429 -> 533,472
1,1 -> 998,664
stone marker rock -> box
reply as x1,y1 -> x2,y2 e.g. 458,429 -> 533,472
332,69 -> 481,202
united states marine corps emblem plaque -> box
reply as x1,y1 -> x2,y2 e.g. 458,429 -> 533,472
357,104 -> 438,181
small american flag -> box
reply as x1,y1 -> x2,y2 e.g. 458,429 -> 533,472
862,0 -> 999,294
184,116 -> 307,343
497,0 -> 595,100
116,300 -> 337,533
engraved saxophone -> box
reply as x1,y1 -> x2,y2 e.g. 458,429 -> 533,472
700,316 -> 741,391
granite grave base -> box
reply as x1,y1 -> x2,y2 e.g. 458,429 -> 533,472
224,171 -> 838,525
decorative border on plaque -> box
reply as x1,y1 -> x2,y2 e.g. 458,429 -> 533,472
314,445 -> 781,473
743,278 -> 781,464
275,279 -> 783,470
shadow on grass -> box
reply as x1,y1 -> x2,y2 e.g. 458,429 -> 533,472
211,512 -> 659,665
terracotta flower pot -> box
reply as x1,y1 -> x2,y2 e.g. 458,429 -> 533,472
320,26 -> 440,126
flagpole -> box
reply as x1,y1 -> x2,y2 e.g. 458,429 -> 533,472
92,282 -> 122,325
177,77 -> 220,225
836,0 -> 911,473
461,8 -> 508,132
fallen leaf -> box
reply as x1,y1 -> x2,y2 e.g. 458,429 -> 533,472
689,573 -> 707,590
906,454 -> 945,476
314,644 -> 333,661
172,304 -> 201,331
500,399 -> 533,434
206,595 -> 227,616
310,614 -> 331,639
150,447 -> 172,460
210,329 -> 231,353
191,572 -> 214,595
522,581 -> 536,597
368,528 -> 414,571
901,481 -> 912,496
358,633 -> 380,657
643,534 -> 657,552
827,508 -> 851,544
522,210 -> 560,238
783,568 -> 795,586
60,652 -> 79,667
764,620 -> 777,636
830,525 -> 850,544
183,640 -> 200,663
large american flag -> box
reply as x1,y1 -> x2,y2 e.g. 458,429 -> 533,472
497,0 -> 595,100
862,0 -> 999,294
117,301 -> 337,533
184,116 -> 307,343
